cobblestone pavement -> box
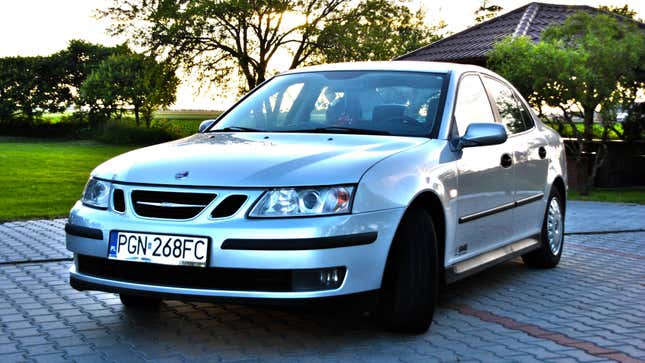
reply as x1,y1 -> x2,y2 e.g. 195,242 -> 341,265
566,201 -> 645,234
0,204 -> 644,362
0,219 -> 67,263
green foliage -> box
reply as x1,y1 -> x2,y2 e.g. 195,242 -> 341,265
80,52 -> 179,127
474,1 -> 503,23
95,122 -> 175,145
489,12 -> 645,140
57,40 -> 124,92
0,115 -> 88,139
544,122 -> 623,140
0,56 -> 70,120
0,40 -> 126,125
598,4 -> 640,20
0,111 -> 211,144
489,11 -> 645,193
316,0 -> 443,63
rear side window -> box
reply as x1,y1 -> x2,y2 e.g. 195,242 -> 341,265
454,75 -> 495,136
483,77 -> 533,134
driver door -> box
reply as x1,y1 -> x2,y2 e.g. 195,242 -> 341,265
453,74 -> 515,260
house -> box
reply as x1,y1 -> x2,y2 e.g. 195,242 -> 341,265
397,2 -> 645,66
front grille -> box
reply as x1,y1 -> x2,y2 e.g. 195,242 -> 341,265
78,255 -> 293,292
131,190 -> 216,219
113,189 -> 126,212
211,194 -> 248,218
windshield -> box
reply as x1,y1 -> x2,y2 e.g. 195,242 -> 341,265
209,71 -> 446,137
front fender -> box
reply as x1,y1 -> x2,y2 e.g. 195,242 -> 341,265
353,140 -> 458,214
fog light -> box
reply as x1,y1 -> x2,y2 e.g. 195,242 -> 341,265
292,267 -> 346,292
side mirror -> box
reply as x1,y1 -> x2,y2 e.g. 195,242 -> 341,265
457,123 -> 507,150
199,119 -> 216,133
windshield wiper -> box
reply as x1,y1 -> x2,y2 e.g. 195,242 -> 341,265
289,126 -> 391,136
209,126 -> 265,132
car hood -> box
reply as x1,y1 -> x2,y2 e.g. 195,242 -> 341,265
92,132 -> 429,187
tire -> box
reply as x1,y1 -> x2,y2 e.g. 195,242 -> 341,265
522,187 -> 565,268
119,293 -> 162,308
378,207 -> 438,334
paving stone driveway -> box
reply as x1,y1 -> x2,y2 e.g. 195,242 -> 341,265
0,202 -> 643,362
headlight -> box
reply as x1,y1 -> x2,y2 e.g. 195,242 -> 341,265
81,177 -> 112,209
249,185 -> 354,218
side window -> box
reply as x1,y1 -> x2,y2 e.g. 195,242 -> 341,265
454,75 -> 495,136
483,77 -> 531,134
514,93 -> 535,130
240,82 -> 305,128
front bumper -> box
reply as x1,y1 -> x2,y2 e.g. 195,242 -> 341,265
67,200 -> 404,300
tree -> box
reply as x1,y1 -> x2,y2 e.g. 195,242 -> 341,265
101,0 -> 350,93
315,0 -> 444,63
80,52 -> 179,127
474,0 -> 503,23
57,40 -> 126,97
0,56 -> 70,120
488,12 -> 645,194
599,4 -> 640,20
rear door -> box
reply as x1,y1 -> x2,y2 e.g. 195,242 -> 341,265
482,76 -> 549,240
453,74 -> 515,259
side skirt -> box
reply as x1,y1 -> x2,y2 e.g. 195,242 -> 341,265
445,236 -> 540,284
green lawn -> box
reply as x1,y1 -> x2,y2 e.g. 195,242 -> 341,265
568,188 -> 645,204
0,137 -> 135,221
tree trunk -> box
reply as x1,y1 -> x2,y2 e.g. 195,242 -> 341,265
143,108 -> 152,128
581,143 -> 608,195
582,105 -> 594,143
134,104 -> 140,127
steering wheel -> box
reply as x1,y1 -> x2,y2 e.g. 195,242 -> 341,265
384,115 -> 423,127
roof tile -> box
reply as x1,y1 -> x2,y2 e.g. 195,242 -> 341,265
397,2 -> 645,64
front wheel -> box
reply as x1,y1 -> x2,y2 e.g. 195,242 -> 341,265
378,207 -> 438,334
522,188 -> 565,268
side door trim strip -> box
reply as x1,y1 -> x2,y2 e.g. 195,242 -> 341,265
458,192 -> 544,224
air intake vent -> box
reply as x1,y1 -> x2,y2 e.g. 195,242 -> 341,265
113,189 -> 126,212
211,195 -> 248,218
131,190 -> 216,219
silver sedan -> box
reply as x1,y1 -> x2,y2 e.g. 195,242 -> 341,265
66,61 -> 567,333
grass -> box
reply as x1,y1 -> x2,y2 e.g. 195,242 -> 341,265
0,137 -> 135,221
568,188 -> 645,204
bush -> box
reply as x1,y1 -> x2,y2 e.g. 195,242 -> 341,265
0,115 -> 88,139
544,121 -> 623,140
0,113 -> 205,145
151,119 -> 201,139
95,120 -> 175,145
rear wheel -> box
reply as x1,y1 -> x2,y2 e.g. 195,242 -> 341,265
378,207 -> 438,334
522,188 -> 564,268
119,293 -> 162,308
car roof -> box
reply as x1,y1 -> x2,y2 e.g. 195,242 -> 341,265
282,61 -> 493,77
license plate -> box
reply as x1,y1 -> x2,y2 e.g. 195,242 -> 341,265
108,231 -> 209,267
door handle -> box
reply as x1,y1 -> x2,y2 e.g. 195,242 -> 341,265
538,146 -> 547,159
500,153 -> 513,168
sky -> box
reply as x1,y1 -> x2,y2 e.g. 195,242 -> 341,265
1,0 -> 643,110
